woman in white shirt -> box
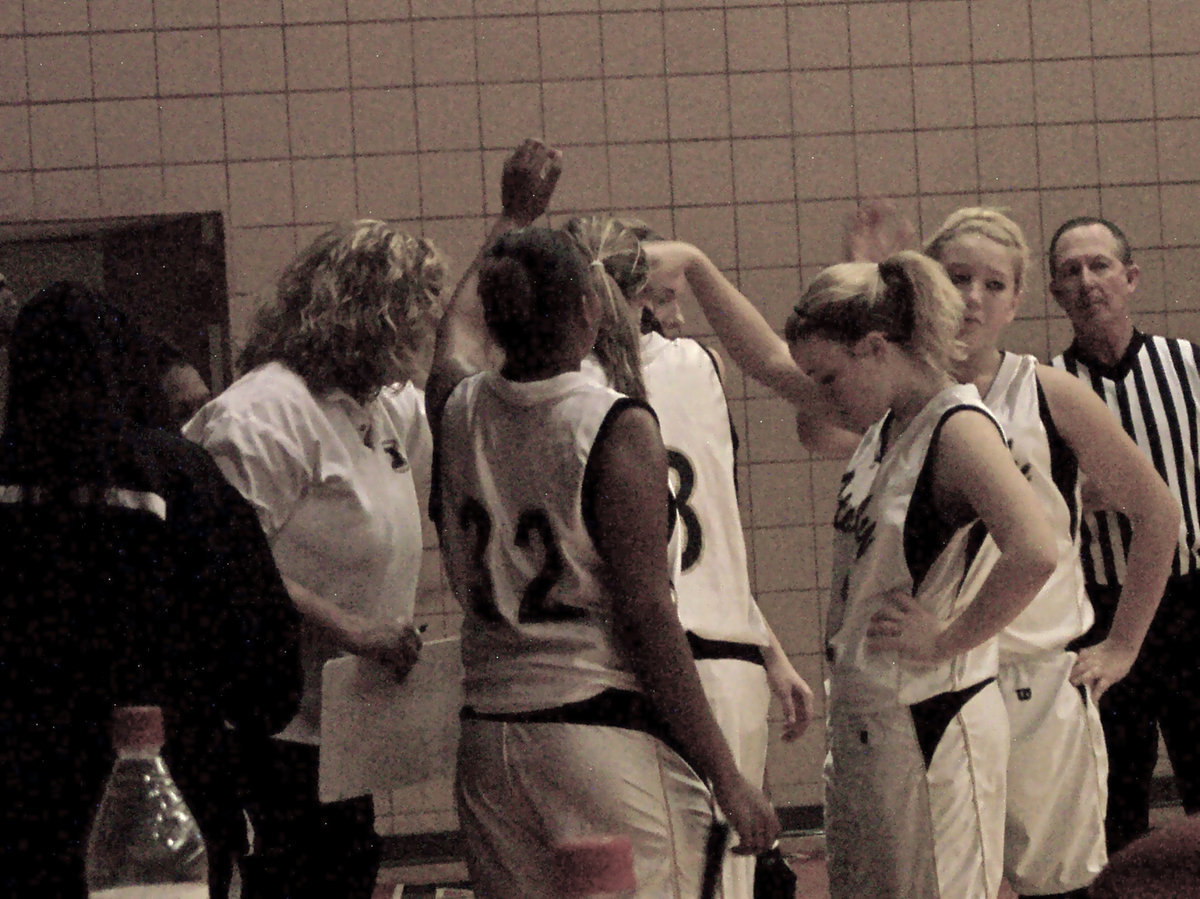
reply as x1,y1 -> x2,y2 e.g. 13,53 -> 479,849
185,220 -> 445,899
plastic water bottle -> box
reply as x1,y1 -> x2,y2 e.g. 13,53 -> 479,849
85,705 -> 209,898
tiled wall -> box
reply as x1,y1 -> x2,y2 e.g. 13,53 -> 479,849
5,0 -> 1199,835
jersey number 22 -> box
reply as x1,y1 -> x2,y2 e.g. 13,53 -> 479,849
458,498 -> 586,625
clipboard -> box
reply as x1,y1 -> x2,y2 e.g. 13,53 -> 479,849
319,636 -> 463,803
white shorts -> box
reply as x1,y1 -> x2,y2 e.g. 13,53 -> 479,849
455,716 -> 716,899
825,679 -> 1008,899
696,657 -> 771,899
999,652 -> 1108,894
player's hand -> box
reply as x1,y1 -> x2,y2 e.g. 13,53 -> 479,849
352,619 -> 423,681
1069,640 -> 1137,702
866,592 -> 943,664
639,240 -> 694,311
640,240 -> 692,288
712,774 -> 780,856
501,138 -> 562,226
842,198 -> 916,264
765,655 -> 815,742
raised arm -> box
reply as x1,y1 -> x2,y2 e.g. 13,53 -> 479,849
869,410 -> 1058,661
425,139 -> 562,428
843,198 -> 917,264
1038,364 -> 1180,698
641,240 -> 861,457
589,404 -> 779,855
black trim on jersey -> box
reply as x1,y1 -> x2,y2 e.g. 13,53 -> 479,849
695,338 -> 743,494
908,678 -> 993,769
581,397 -> 663,547
430,374 -> 480,537
959,520 -> 990,596
1035,375 -> 1081,541
876,413 -> 896,460
697,340 -> 723,387
686,631 -> 766,667
429,439 -> 445,535
460,687 -> 696,772
904,405 -> 1001,593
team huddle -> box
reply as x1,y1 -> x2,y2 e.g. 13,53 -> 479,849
425,140 -> 1194,899
9,129 -> 1193,899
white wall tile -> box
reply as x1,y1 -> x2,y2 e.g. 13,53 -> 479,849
27,35 -> 92,101
91,32 -> 157,98
158,30 -> 223,96
26,0 -> 90,33
30,102 -> 97,168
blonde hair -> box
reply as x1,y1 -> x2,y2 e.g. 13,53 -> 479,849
560,215 -> 646,401
923,207 -> 1030,291
240,220 -> 445,401
785,250 -> 965,375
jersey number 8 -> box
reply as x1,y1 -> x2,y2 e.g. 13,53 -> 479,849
667,449 -> 703,573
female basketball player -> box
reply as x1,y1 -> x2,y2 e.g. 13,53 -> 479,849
785,251 -> 1057,898
425,141 -> 778,898
919,208 -> 1178,899
563,214 -> 814,899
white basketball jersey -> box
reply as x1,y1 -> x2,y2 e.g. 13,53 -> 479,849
984,353 -> 1091,658
640,333 -> 769,646
828,384 -> 1004,711
436,370 -> 644,714
579,352 -> 686,597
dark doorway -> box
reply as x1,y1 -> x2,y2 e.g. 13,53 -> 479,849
0,212 -> 230,392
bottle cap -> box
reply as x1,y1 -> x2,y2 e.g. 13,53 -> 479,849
111,705 -> 164,751
554,836 -> 636,895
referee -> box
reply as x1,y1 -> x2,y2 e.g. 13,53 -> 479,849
1049,215 -> 1199,854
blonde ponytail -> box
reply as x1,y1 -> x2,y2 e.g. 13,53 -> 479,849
785,250 -> 964,375
561,216 -> 647,401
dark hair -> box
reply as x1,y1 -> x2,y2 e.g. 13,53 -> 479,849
239,220 -> 446,401
1047,216 -> 1133,278
3,281 -> 171,483
478,227 -> 592,368
785,251 -> 964,375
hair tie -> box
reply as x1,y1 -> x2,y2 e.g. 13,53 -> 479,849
589,259 -> 605,269
878,258 -> 915,341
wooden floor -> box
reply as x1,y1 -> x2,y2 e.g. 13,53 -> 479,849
373,832 -> 991,897
374,802 -> 1188,897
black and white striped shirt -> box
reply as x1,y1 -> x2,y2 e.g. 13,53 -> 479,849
1052,330 -> 1200,586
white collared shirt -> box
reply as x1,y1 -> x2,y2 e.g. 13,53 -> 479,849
186,361 -> 423,742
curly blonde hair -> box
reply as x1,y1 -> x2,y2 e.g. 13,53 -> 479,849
785,251 -> 965,376
924,207 -> 1030,291
240,220 -> 446,401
